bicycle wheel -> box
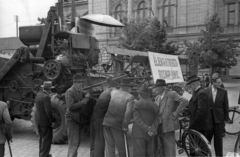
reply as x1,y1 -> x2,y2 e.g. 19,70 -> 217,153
225,109 -> 240,135
182,130 -> 212,157
234,132 -> 240,156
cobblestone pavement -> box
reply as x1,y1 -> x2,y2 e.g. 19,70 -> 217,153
3,80 -> 240,157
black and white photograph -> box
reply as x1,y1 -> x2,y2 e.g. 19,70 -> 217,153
0,0 -> 240,157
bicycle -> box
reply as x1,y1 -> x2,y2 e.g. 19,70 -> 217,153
234,131 -> 240,157
176,113 -> 212,157
225,106 -> 240,135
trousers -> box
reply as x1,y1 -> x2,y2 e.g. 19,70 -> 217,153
155,124 -> 176,157
66,118 -> 81,157
0,144 -> 4,157
133,137 -> 154,157
38,125 -> 53,157
207,123 -> 223,157
90,119 -> 105,157
103,126 -> 126,157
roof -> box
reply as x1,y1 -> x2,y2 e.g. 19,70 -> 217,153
0,37 -> 25,50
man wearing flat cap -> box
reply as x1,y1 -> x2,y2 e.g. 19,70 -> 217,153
65,74 -> 90,157
132,84 -> 160,157
187,75 -> 212,136
154,79 -> 188,157
103,78 -> 135,157
90,78 -> 118,157
205,73 -> 229,157
35,81 -> 56,157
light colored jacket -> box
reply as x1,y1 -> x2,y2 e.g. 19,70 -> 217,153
0,101 -> 12,144
103,89 -> 135,130
155,90 -> 188,133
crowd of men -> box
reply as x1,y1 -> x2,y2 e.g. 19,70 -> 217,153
0,72 -> 229,157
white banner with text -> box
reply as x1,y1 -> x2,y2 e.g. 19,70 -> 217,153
148,51 -> 184,84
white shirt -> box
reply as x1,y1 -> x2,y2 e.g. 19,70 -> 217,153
160,90 -> 166,100
211,85 -> 217,103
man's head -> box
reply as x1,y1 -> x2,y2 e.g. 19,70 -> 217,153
137,84 -> 151,99
106,76 -> 118,88
119,78 -> 133,93
211,73 -> 221,88
187,75 -> 201,91
153,79 -> 167,96
41,81 -> 54,92
73,73 -> 84,89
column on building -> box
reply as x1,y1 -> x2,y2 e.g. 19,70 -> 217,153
127,0 -> 133,18
235,2 -> 239,26
173,1 -> 177,27
225,3 -> 228,26
152,0 -> 158,18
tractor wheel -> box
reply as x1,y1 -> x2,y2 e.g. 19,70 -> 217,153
30,94 -> 68,144
51,94 -> 68,144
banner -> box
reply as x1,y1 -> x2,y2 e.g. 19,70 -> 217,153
148,51 -> 184,84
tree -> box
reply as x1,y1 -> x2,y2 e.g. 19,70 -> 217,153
118,17 -> 178,54
185,13 -> 239,73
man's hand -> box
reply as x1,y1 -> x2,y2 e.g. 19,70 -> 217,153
81,97 -> 89,105
172,112 -> 178,120
122,127 -> 128,132
147,131 -> 154,136
51,122 -> 57,128
147,126 -> 156,136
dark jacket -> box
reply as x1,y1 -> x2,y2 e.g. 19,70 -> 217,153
205,87 -> 229,123
103,89 -> 135,130
65,86 -> 84,124
91,88 -> 112,121
132,98 -> 160,139
188,87 -> 211,131
35,90 -> 54,127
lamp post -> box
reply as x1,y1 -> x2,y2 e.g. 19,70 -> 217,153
14,15 -> 19,37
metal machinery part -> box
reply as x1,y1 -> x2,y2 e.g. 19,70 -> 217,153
43,60 -> 62,80
9,81 -> 18,91
32,79 -> 43,94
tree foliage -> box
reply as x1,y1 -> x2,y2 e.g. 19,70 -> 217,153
118,17 -> 178,54
185,13 -> 239,70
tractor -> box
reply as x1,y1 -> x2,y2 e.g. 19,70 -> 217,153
0,4 -> 125,144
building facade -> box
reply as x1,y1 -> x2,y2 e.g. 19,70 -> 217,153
63,0 -> 240,78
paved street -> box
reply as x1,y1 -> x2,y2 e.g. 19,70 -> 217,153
3,79 -> 240,157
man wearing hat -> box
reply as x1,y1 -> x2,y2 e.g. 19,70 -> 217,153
35,81 -> 55,157
187,75 -> 212,136
90,78 -> 118,157
65,74 -> 90,157
103,78 -> 135,157
154,79 -> 188,157
205,73 -> 229,157
132,84 -> 160,157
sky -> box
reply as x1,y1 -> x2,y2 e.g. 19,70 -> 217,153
0,0 -> 58,37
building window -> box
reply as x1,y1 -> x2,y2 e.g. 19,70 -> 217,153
113,4 -> 124,37
228,3 -> 235,25
114,4 -> 124,21
137,1 -> 148,19
163,0 -> 175,27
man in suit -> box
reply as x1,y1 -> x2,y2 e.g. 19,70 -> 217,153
187,75 -> 212,136
0,101 -> 12,157
90,78 -> 118,157
154,79 -> 188,157
35,81 -> 55,157
132,84 -> 160,157
206,73 -> 229,157
205,74 -> 210,87
65,74 -> 90,157
103,78 -> 135,157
